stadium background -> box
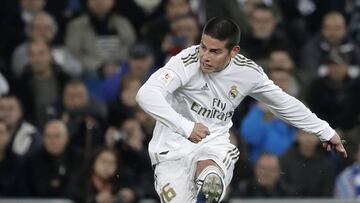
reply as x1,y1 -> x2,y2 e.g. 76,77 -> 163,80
0,0 -> 360,202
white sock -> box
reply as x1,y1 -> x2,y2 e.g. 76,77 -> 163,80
195,165 -> 224,193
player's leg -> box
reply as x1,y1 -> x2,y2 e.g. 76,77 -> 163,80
154,158 -> 197,203
195,142 -> 239,203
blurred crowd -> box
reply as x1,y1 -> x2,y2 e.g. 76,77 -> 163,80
0,0 -> 360,202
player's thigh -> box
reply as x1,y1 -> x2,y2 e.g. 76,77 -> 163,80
154,158 -> 197,203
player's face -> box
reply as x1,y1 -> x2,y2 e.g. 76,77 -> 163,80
199,34 -> 239,73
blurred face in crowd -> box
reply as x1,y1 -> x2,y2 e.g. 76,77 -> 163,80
102,63 -> 120,79
199,34 -> 239,73
29,40 -> 52,74
63,82 -> 89,110
88,0 -> 114,18
269,50 -> 294,71
166,0 -> 191,21
250,8 -> 275,39
296,130 -> 319,157
269,70 -> 290,93
122,119 -> 144,151
0,122 -> 10,152
243,0 -> 261,18
43,121 -> 68,156
0,97 -> 22,128
121,78 -> 142,107
129,56 -> 154,81
255,154 -> 280,188
322,12 -> 346,45
172,16 -> 200,45
21,0 -> 46,13
122,119 -> 143,138
327,62 -> 349,82
94,150 -> 117,180
30,14 -> 56,43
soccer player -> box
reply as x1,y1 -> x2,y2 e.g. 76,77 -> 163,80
136,17 -> 347,203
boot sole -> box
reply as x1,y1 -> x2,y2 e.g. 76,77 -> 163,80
201,173 -> 223,203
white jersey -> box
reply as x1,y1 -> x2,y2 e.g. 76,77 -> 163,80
136,45 -> 335,165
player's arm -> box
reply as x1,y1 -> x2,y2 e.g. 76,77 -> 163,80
136,56 -> 209,141
136,56 -> 194,138
249,70 -> 347,157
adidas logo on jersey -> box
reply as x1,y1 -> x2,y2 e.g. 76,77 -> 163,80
200,83 -> 209,91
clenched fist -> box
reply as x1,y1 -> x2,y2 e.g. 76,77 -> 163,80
189,123 -> 210,143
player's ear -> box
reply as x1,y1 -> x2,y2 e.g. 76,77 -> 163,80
231,45 -> 240,58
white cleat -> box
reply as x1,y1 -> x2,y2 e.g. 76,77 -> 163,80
201,173 -> 223,203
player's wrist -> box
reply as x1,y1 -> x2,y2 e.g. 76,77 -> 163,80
318,127 -> 336,142
179,118 -> 195,138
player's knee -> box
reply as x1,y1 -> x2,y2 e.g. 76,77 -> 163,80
196,159 -> 224,177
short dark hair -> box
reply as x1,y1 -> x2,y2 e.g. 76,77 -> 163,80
128,41 -> 153,59
203,17 -> 241,50
0,93 -> 24,112
64,79 -> 85,88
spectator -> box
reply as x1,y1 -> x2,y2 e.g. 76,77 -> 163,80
115,0 -> 164,36
0,0 -> 47,65
233,153 -> 294,197
191,0 -> 271,29
44,0 -> 85,43
307,53 -> 360,130
334,143 -> 360,198
107,76 -> 142,128
203,0 -> 248,32
142,0 -> 192,65
0,121 -> 24,197
12,11 -> 82,78
66,0 -> 136,72
240,69 -> 298,164
280,130 -> 335,197
126,42 -> 157,82
279,0 -> 352,41
66,147 -> 138,203
268,48 -> 302,97
91,41 -> 157,103
15,39 -> 71,128
236,0 -> 282,21
161,15 -> 201,61
240,3 -> 294,65
0,95 -> 41,158
25,120 -> 83,197
106,118 -> 155,199
301,11 -> 360,77
48,80 -> 106,156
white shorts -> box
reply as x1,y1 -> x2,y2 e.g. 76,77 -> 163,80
153,139 -> 239,203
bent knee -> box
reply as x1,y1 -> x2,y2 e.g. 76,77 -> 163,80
196,159 -> 224,177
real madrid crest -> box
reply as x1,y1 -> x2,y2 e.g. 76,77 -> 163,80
228,85 -> 238,99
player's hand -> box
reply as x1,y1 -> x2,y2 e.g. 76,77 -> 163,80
189,123 -> 210,143
322,132 -> 347,158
